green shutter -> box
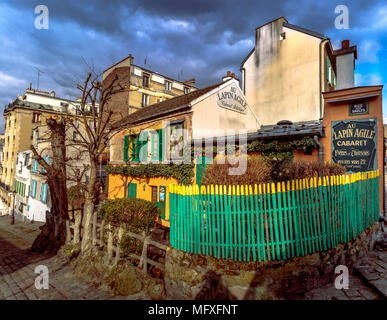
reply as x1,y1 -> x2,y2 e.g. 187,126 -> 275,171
127,183 -> 137,198
139,131 -> 148,162
123,135 -> 129,162
158,129 -> 164,161
326,56 -> 330,83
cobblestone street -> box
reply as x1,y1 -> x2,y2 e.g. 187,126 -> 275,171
0,214 -> 386,300
0,215 -> 116,300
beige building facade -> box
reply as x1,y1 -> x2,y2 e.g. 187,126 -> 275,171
0,88 -> 91,213
240,16 -> 356,126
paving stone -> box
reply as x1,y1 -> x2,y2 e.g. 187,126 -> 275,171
359,288 -> 380,300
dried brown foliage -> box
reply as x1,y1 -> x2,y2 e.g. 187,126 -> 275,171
201,156 -> 271,186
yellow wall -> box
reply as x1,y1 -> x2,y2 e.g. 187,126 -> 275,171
108,174 -> 179,227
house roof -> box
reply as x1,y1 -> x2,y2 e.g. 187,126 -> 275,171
282,22 -> 327,40
191,120 -> 324,144
111,80 -> 229,129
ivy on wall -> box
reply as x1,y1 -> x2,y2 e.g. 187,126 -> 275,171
106,163 -> 195,185
191,136 -> 318,155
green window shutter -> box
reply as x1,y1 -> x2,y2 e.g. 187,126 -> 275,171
158,129 -> 164,161
326,56 -> 330,83
139,131 -> 148,162
151,131 -> 157,161
127,183 -> 137,198
133,135 -> 140,161
123,135 -> 129,162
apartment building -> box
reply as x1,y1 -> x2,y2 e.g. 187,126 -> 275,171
102,54 -> 197,122
0,87 -> 93,213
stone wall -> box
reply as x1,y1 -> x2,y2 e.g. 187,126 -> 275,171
165,223 -> 379,300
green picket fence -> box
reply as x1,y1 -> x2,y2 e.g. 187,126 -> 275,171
169,170 -> 380,262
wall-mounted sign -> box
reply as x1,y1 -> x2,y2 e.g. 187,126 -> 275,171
331,118 -> 377,173
217,86 -> 247,114
349,101 -> 369,116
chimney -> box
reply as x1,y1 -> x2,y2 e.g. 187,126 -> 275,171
50,90 -> 55,97
222,71 -> 232,82
128,54 -> 134,65
335,39 -> 357,90
183,78 -> 196,87
341,40 -> 350,49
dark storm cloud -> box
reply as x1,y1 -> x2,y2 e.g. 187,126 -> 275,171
0,0 -> 386,131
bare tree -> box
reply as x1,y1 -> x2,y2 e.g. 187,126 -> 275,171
29,70 -> 134,253
30,117 -> 69,253
70,72 -> 136,251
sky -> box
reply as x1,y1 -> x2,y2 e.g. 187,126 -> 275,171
0,0 -> 386,131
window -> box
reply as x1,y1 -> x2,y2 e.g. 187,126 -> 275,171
142,93 -> 149,107
165,81 -> 172,91
89,120 -> 95,131
159,97 -> 163,103
151,186 -> 158,202
326,56 -> 336,87
24,153 -> 30,166
151,129 -> 164,161
168,121 -> 184,160
142,73 -> 150,87
32,113 -> 41,123
30,179 -> 37,198
280,32 -> 286,40
73,131 -> 81,141
184,87 -> 189,94
124,132 -> 148,162
40,183 -> 48,203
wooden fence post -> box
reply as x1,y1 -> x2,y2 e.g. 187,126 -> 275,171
139,236 -> 150,273
65,220 -> 71,243
100,219 -> 105,245
73,211 -> 81,244
114,225 -> 124,265
107,224 -> 113,262
92,211 -> 97,245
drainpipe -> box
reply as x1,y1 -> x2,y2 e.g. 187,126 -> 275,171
319,38 -> 328,119
240,67 -> 246,95
314,135 -> 324,163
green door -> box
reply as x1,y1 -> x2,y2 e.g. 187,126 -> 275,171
156,186 -> 166,219
196,156 -> 211,185
127,183 -> 137,198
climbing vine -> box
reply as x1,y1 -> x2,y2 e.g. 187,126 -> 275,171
106,163 -> 195,185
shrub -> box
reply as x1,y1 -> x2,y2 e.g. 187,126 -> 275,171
289,161 -> 346,180
201,155 -> 271,186
260,151 -> 293,182
100,198 -> 160,234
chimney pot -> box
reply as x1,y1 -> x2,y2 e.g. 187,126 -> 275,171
227,71 -> 231,76
342,40 -> 350,49
231,73 -> 235,78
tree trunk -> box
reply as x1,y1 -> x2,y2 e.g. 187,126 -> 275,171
31,118 -> 69,254
81,158 -> 98,252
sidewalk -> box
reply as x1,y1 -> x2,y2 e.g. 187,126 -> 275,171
0,215 -> 116,300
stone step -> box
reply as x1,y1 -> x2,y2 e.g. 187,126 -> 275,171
354,252 -> 387,299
